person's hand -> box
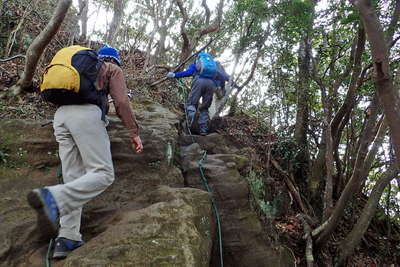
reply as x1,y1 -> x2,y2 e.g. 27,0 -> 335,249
232,81 -> 240,89
166,72 -> 175,78
131,135 -> 143,153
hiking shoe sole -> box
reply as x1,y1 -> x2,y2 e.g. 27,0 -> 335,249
53,250 -> 69,259
27,189 -> 59,239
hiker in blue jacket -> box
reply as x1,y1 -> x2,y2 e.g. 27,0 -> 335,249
167,52 -> 229,135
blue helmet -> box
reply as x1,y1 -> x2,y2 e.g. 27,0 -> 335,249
98,44 -> 121,66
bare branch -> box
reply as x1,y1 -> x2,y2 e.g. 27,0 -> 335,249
175,0 -> 224,61
271,158 -> 310,216
235,47 -> 262,90
0,55 -> 26,62
175,0 -> 190,60
386,0 -> 400,43
202,0 -> 211,25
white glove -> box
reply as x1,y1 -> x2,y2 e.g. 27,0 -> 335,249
166,72 -> 175,78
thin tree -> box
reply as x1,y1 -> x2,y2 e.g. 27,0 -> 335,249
78,0 -> 89,40
336,120 -> 398,265
10,0 -> 72,95
106,0 -> 124,46
175,0 -> 224,62
352,0 -> 400,166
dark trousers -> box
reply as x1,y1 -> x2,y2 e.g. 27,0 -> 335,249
186,77 -> 216,133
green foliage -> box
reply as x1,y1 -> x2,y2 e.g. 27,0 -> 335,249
274,134 -> 301,169
0,149 -> 10,165
247,169 -> 264,200
246,169 -> 279,217
340,7 -> 359,25
223,0 -> 269,54
0,140 -> 27,168
274,0 -> 315,43
0,132 -> 13,166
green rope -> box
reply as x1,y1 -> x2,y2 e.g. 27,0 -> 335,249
45,238 -> 54,267
176,79 -> 224,266
45,163 -> 63,266
198,151 -> 224,267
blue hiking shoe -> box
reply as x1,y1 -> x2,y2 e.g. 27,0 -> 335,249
53,237 -> 84,259
27,188 -> 59,239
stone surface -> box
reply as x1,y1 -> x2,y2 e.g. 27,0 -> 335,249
63,186 -> 213,267
0,101 -> 295,267
0,102 -> 214,267
179,134 -> 296,267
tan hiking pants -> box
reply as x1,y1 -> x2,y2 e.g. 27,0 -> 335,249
48,104 -> 114,241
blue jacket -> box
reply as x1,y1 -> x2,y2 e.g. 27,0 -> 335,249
174,63 -> 230,86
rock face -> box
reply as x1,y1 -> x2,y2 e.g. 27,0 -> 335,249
0,102 -> 213,267
0,101 -> 295,266
64,186 -> 213,267
179,134 -> 296,267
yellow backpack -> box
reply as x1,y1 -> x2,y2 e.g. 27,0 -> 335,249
40,45 -> 105,107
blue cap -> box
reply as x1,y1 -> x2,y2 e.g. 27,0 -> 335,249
98,45 -> 121,65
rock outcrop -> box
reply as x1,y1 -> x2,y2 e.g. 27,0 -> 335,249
179,134 -> 295,267
0,101 -> 295,266
0,102 -> 213,267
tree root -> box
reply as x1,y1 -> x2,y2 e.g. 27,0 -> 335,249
297,213 -> 314,267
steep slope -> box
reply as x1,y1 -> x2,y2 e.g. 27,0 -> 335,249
179,134 -> 295,267
0,102 -> 213,266
0,101 -> 296,266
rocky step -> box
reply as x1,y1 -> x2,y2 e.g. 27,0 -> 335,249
179,137 -> 294,267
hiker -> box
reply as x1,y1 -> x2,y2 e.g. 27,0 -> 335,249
166,52 -> 230,135
27,44 -> 143,259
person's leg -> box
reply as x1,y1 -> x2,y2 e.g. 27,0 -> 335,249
50,128 -> 85,259
198,79 -> 216,134
53,118 -> 86,242
48,104 -> 114,219
186,78 -> 202,126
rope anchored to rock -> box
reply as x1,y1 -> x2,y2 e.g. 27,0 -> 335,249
177,79 -> 224,267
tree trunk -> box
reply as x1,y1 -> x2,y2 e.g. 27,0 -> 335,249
295,1 -> 318,189
330,27 -> 366,153
294,35 -> 311,152
78,0 -> 89,40
314,95 -> 380,246
10,0 -> 72,95
294,31 -> 312,189
106,0 -> 124,46
308,138 -> 326,205
154,0 -> 174,64
143,29 -> 156,70
323,115 -> 334,221
353,0 -> 400,167
337,161 -> 397,266
308,26 -> 362,201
